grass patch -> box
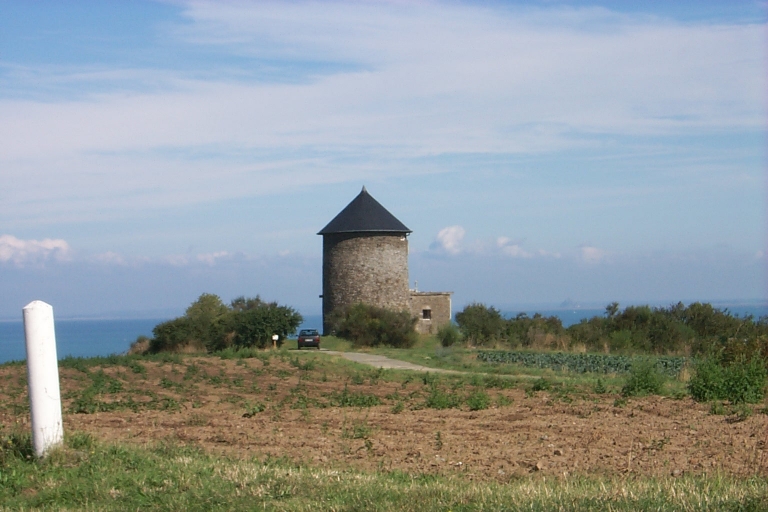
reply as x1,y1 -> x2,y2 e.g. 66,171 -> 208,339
0,436 -> 767,510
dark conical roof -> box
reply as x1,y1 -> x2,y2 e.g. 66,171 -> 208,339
318,187 -> 411,235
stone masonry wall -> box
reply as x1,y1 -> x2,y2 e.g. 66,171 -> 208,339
410,292 -> 452,335
322,232 -> 409,334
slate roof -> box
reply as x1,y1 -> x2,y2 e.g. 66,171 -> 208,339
318,187 -> 411,235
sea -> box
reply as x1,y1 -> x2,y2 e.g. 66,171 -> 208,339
0,315 -> 324,365
1,305 -> 765,365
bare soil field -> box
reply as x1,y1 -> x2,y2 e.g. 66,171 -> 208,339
1,353 -> 765,481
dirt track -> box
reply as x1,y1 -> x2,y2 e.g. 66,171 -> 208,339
322,350 -> 460,373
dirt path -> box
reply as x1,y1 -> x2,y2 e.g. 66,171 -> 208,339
321,350 -> 460,373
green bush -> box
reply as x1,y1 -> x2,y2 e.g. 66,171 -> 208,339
688,355 -> 766,404
454,301 -> 768,355
437,322 -> 461,347
466,390 -> 490,411
150,294 -> 302,353
330,303 -> 417,348
150,317 -> 195,353
226,297 -> 302,350
621,358 -> 666,397
185,293 -> 230,350
455,303 -> 505,345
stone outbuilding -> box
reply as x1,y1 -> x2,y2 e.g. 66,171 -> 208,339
319,187 -> 451,335
410,291 -> 452,335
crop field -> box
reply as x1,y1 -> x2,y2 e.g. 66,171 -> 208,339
1,348 -> 767,510
476,350 -> 689,376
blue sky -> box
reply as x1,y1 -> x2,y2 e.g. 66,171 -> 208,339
0,0 -> 765,319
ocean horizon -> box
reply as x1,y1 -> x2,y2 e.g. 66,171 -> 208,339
1,303 -> 765,365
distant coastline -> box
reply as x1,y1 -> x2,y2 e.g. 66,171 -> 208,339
0,298 -> 765,324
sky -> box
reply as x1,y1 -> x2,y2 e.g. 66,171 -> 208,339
0,0 -> 766,319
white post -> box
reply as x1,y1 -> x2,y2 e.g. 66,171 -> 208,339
23,300 -> 64,457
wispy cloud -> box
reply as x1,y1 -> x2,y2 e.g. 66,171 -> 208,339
0,1 -> 763,228
580,245 -> 608,264
496,237 -> 532,259
430,229 -> 566,260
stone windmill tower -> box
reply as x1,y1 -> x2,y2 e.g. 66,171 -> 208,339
318,187 -> 411,334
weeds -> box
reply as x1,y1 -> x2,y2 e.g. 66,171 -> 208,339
290,357 -> 316,371
242,402 -> 267,418
481,375 -> 515,389
532,377 -> 551,392
710,401 -> 727,415
594,378 -> 608,394
729,404 -> 753,423
622,358 -> 666,397
328,386 -> 381,408
425,383 -> 461,410
466,389 -> 491,411
342,417 -> 372,440
368,367 -> 385,385
0,428 -> 33,464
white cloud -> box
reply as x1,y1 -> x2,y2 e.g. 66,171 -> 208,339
165,255 -> 190,266
431,225 -> 466,254
197,251 -> 231,266
580,245 -> 607,264
496,237 -> 532,258
0,234 -> 71,266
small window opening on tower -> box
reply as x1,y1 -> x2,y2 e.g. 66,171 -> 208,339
422,309 -> 432,320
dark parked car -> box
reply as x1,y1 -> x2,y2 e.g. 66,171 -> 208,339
297,329 -> 320,349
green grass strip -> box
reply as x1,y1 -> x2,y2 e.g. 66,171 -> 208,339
1,432 -> 766,511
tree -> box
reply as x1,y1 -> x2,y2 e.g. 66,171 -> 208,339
605,302 -> 620,319
228,299 -> 303,349
149,293 -> 302,353
455,303 -> 506,345
185,293 -> 230,351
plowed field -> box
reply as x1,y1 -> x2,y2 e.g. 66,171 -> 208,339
1,353 -> 765,481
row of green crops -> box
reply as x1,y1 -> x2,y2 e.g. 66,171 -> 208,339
477,350 -> 688,376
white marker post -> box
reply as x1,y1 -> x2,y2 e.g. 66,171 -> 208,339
23,301 -> 64,457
